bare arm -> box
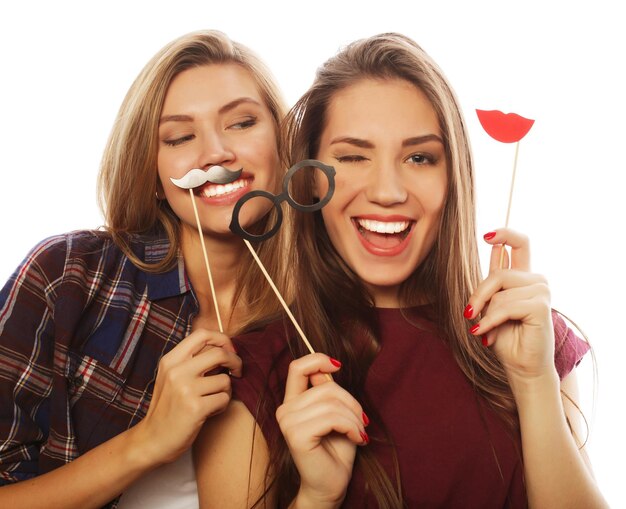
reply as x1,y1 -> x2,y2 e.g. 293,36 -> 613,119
194,354 -> 365,509
0,329 -> 241,509
468,229 -> 608,508
194,400 -> 273,508
0,424 -> 160,509
513,370 -> 607,508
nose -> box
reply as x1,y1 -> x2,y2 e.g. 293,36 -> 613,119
198,130 -> 236,169
365,164 -> 408,206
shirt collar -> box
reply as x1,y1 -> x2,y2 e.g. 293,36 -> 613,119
138,233 -> 192,301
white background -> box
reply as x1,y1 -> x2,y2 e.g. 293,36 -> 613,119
1,1 -> 624,505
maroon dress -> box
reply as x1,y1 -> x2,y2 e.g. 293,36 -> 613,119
232,306 -> 589,508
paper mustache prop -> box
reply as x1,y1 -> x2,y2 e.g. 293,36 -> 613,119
169,165 -> 246,332
230,160 -> 336,359
476,110 -> 535,268
170,165 -> 243,188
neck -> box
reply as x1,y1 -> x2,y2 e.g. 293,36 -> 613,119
368,283 -> 401,309
180,223 -> 247,334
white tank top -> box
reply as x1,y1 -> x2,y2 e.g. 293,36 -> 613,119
117,449 -> 199,508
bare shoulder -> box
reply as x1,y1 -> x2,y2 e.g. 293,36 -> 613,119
193,400 -> 274,508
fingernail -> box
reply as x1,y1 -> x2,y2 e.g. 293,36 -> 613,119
360,431 -> 370,445
362,412 -> 370,426
483,231 -> 497,241
329,357 -> 342,368
463,304 -> 473,319
469,323 -> 481,334
481,335 -> 489,347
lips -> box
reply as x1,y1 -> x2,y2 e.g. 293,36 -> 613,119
475,110 -> 535,143
353,216 -> 415,256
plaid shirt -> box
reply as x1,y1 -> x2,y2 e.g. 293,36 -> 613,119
0,230 -> 197,505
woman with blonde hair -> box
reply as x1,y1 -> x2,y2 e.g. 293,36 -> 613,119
0,29 -> 288,508
195,33 -> 608,507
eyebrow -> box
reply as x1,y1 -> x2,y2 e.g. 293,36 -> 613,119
402,134 -> 444,147
159,97 -> 262,125
218,97 -> 262,115
329,134 -> 444,148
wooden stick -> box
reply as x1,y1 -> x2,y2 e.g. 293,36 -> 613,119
189,189 -> 224,333
242,239 -> 332,380
499,140 -> 521,269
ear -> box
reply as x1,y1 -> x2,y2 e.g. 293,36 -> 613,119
155,179 -> 166,200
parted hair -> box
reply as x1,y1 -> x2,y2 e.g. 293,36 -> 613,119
97,30 -> 289,331
272,32 -> 518,508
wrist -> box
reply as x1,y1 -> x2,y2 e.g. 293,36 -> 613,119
290,488 -> 345,509
122,421 -> 166,473
508,369 -> 561,407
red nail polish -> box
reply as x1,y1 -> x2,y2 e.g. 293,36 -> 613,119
362,412 -> 370,426
360,431 -> 370,445
329,357 -> 342,368
469,323 -> 480,334
481,335 -> 489,347
463,304 -> 473,319
483,231 -> 497,241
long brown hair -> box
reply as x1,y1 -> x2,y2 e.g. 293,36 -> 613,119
97,30 -> 289,331
272,33 -> 518,507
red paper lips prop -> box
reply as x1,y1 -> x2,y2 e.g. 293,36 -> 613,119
475,110 -> 534,143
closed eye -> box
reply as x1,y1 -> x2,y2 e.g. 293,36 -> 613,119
336,154 -> 368,163
163,134 -> 195,147
228,117 -> 257,130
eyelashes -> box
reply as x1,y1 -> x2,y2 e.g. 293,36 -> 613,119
162,117 -> 258,147
334,152 -> 439,165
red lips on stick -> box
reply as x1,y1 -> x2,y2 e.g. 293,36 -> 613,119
476,110 -> 535,268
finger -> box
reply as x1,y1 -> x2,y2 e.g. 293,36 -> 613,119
195,373 -> 232,402
489,243 -> 510,272
277,382 -> 364,426
173,374 -> 233,416
483,228 -> 530,272
279,402 -> 366,448
468,284 -> 551,337
186,347 -> 243,378
193,328 -> 238,354
284,354 -> 342,403
162,329 -> 233,367
467,270 -> 547,319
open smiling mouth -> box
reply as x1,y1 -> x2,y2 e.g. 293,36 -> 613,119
354,218 -> 414,249
196,177 -> 251,198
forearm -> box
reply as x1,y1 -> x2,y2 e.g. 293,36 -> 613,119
512,372 -> 608,509
0,424 -> 156,509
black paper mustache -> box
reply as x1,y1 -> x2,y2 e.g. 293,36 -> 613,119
170,165 -> 243,189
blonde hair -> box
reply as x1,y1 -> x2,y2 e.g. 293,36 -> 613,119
98,30 -> 289,331
272,33 -> 517,508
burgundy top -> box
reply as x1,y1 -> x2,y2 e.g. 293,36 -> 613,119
233,307 -> 589,508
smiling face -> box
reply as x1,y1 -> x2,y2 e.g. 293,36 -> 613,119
315,78 -> 448,307
157,63 -> 279,236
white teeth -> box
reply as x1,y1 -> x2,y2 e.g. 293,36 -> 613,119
200,178 -> 249,198
356,218 -> 410,234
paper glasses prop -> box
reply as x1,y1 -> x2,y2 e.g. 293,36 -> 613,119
170,165 -> 244,332
476,110 -> 535,267
230,159 -> 336,357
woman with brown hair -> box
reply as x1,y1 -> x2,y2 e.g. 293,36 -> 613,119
0,29 -> 288,508
195,33 -> 607,507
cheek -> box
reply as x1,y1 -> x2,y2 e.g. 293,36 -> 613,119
420,173 -> 448,216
